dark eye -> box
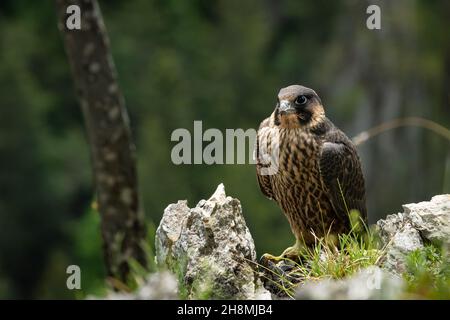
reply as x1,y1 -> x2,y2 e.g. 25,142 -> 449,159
295,95 -> 307,105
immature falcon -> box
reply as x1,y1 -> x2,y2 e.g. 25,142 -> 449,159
255,85 -> 367,261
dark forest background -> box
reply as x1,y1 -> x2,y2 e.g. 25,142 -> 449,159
0,0 -> 448,298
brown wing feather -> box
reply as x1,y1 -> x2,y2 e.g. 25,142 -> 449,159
319,130 -> 367,224
256,117 -> 274,200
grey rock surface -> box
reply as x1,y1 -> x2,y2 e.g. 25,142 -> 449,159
295,266 -> 404,300
97,271 -> 178,300
377,194 -> 450,274
136,271 -> 179,300
155,184 -> 271,300
404,195 -> 450,244
377,212 -> 424,274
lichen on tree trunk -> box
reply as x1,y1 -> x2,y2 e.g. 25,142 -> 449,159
55,0 -> 147,283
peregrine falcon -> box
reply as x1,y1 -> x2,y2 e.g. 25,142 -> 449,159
255,85 -> 367,261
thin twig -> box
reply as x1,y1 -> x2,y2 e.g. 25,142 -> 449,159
352,117 -> 450,146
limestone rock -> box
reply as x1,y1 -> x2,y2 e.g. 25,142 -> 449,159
155,184 -> 271,300
295,266 -> 404,300
98,271 -> 178,300
376,194 -> 449,274
135,271 -> 179,300
377,212 -> 424,274
404,194 -> 450,244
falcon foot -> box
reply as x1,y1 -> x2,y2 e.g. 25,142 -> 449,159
259,241 -> 304,265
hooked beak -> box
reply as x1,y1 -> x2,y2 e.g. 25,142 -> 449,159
279,100 -> 296,115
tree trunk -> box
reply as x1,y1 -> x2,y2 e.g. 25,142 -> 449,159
55,0 -> 147,284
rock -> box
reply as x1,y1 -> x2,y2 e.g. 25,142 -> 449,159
98,271 -> 178,300
154,200 -> 190,267
376,194 -> 450,274
295,266 -> 404,300
136,271 -> 179,300
404,195 -> 450,244
155,184 -> 271,300
377,212 -> 424,274
260,259 -> 305,298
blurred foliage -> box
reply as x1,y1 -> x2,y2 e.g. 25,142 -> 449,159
404,245 -> 450,299
0,0 -> 448,298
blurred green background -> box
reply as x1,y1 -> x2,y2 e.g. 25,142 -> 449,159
0,0 -> 448,298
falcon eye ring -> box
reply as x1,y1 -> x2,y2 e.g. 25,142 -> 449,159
295,95 -> 307,105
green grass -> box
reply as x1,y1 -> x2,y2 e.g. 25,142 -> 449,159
257,224 -> 383,298
258,226 -> 450,300
403,245 -> 450,299
297,230 -> 382,280
257,206 -> 383,298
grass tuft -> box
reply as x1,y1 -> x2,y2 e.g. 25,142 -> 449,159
257,224 -> 384,298
403,245 -> 450,299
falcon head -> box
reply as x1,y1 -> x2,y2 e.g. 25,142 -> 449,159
274,85 -> 325,128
